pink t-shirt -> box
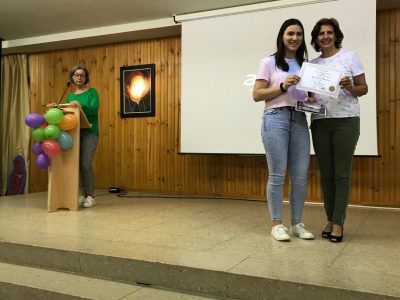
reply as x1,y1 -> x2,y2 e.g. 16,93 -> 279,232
256,55 -> 303,110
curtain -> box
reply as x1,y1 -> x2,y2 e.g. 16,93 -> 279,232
0,54 -> 30,195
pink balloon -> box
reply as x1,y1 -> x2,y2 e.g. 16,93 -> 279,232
42,140 -> 61,158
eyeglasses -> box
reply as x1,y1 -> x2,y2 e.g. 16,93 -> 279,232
73,73 -> 86,78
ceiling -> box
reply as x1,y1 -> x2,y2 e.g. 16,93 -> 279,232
1,0 -> 399,54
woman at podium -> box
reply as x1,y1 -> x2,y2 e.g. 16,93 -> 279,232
67,64 -> 99,208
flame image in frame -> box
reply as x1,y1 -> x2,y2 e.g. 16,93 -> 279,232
120,64 -> 155,118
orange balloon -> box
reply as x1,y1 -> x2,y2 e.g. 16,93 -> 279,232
58,114 -> 78,131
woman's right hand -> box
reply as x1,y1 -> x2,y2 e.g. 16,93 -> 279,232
283,74 -> 301,90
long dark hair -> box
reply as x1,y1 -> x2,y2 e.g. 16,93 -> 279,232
311,18 -> 344,52
275,18 -> 308,72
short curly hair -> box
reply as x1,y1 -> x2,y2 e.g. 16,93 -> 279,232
311,18 -> 344,52
68,64 -> 90,84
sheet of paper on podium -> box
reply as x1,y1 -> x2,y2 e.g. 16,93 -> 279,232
78,105 -> 91,129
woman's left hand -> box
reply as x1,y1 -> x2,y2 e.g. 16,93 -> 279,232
70,100 -> 81,108
341,74 -> 368,97
340,76 -> 353,92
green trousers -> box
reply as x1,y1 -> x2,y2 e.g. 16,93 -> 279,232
311,117 -> 360,226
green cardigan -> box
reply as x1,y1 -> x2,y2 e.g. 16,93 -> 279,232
66,88 -> 99,136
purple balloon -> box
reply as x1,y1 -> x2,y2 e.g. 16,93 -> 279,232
31,141 -> 43,156
36,153 -> 51,169
25,113 -> 45,128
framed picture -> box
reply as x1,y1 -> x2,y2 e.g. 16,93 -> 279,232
120,64 -> 155,118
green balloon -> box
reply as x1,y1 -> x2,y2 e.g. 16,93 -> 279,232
44,124 -> 61,140
44,108 -> 64,125
32,127 -> 45,142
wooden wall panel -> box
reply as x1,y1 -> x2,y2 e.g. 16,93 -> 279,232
28,9 -> 400,207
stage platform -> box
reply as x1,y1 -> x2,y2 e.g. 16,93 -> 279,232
0,191 -> 399,299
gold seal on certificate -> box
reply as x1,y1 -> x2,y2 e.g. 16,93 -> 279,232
329,86 -> 335,92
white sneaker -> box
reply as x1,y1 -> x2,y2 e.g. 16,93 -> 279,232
271,224 -> 291,241
78,196 -> 85,208
290,223 -> 314,240
83,196 -> 96,208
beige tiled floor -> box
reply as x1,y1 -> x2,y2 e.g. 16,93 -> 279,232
0,191 -> 400,299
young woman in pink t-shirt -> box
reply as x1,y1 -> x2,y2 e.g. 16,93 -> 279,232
253,19 -> 314,242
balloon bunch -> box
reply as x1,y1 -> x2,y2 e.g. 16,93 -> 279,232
25,108 -> 78,169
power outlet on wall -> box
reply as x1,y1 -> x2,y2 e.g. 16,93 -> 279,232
109,187 -> 121,193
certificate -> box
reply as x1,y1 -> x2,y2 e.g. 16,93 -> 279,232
296,62 -> 343,98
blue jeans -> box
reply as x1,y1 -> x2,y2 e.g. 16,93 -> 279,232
80,132 -> 98,196
261,107 -> 310,223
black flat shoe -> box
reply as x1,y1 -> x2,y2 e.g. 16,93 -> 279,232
321,231 -> 331,239
329,234 -> 343,243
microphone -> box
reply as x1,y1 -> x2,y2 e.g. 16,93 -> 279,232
57,82 -> 71,106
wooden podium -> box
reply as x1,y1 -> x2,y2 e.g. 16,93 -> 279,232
47,103 -> 91,212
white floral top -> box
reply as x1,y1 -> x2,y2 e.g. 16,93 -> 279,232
310,49 -> 365,120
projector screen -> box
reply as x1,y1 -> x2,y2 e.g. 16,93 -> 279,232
180,0 -> 377,155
